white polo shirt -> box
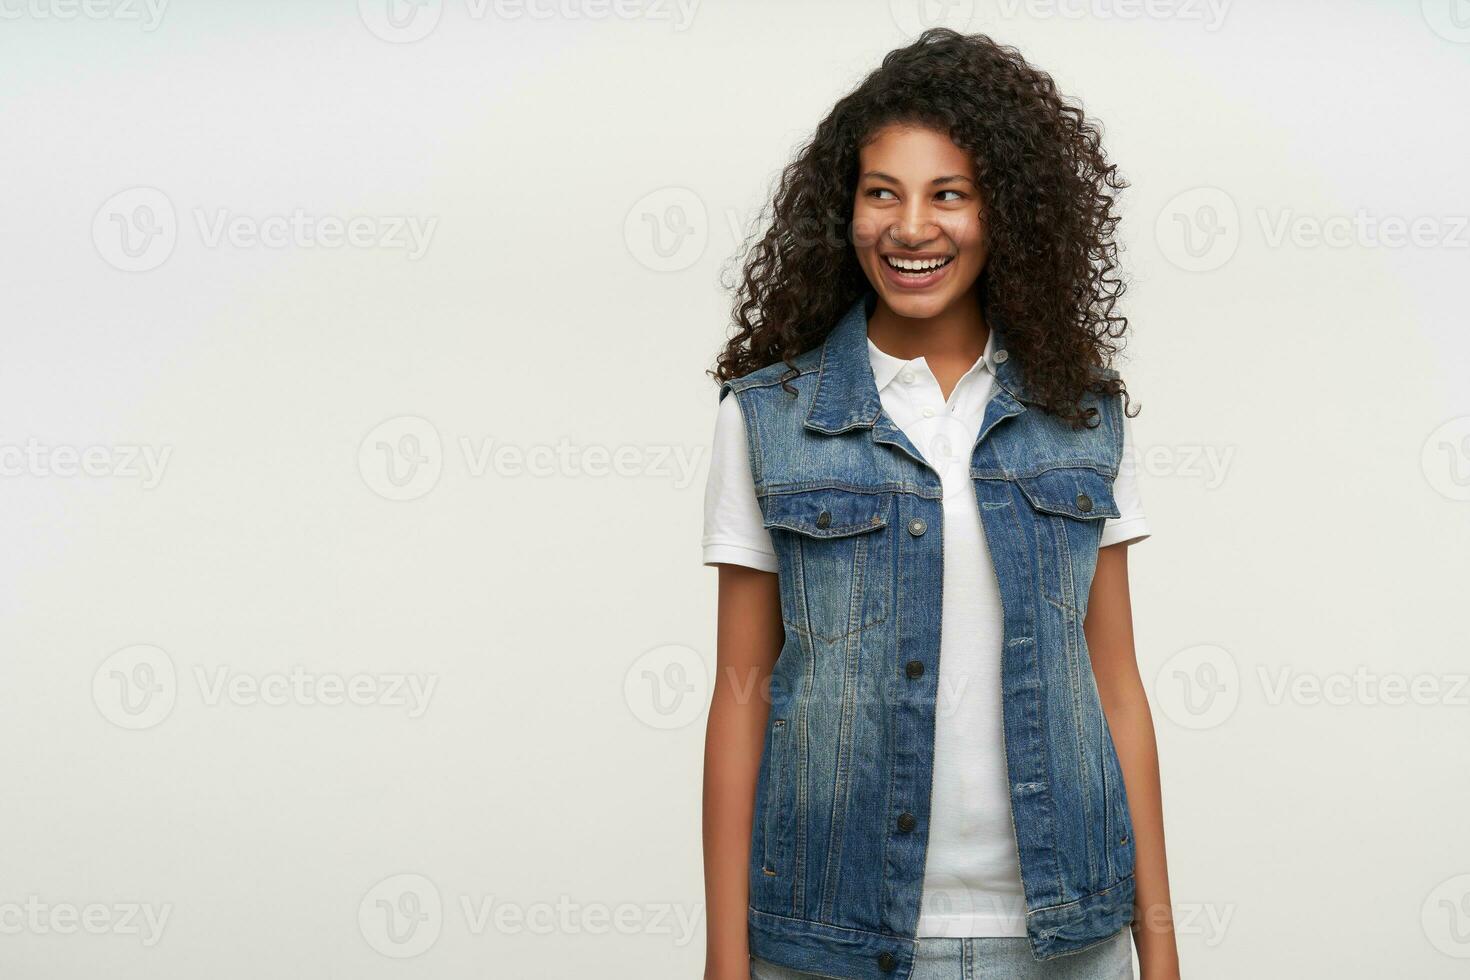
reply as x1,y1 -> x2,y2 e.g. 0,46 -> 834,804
702,329 -> 1150,938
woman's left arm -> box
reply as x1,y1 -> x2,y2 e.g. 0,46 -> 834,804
1085,542 -> 1181,980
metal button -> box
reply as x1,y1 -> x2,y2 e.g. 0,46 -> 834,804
1076,493 -> 1093,513
897,812 -> 917,833
993,348 -> 1008,364
907,518 -> 927,537
877,951 -> 897,972
816,510 -> 832,529
905,660 -> 924,679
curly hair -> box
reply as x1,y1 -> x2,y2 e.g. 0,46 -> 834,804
712,28 -> 1132,428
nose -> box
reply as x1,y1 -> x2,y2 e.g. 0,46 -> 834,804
889,197 -> 939,249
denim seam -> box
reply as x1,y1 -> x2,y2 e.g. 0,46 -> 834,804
1026,874 -> 1134,916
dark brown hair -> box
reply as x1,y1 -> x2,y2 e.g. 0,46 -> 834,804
713,28 -> 1132,427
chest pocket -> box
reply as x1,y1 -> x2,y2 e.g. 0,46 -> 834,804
761,487 -> 893,643
1013,466 -> 1119,614
1015,466 -> 1121,521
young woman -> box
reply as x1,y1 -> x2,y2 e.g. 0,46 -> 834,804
701,29 -> 1178,980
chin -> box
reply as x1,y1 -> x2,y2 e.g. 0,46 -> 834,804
878,289 -> 952,320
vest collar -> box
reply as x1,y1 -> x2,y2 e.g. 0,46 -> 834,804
804,289 -> 1029,435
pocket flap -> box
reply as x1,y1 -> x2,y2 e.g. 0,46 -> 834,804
1016,467 -> 1120,520
761,488 -> 891,539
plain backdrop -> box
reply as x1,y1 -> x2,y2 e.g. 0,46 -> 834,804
2,1 -> 1468,977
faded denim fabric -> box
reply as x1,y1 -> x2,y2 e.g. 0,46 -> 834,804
751,924 -> 1132,980
721,291 -> 1136,980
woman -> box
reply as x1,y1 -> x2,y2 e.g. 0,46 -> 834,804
701,29 -> 1179,980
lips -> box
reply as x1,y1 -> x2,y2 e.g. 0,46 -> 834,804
879,253 -> 955,289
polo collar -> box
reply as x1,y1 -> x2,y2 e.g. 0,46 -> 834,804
805,289 -> 1026,435
866,322 -> 997,393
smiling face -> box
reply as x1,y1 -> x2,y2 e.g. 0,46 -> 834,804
851,123 -> 988,320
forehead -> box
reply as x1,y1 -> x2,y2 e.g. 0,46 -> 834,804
858,123 -> 974,178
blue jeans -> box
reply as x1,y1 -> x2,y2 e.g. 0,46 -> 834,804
750,926 -> 1132,980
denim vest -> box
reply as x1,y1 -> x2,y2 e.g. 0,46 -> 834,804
721,291 -> 1135,979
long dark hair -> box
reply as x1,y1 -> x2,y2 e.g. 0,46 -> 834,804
713,28 -> 1132,427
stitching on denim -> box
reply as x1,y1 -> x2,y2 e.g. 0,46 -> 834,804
1026,874 -> 1134,916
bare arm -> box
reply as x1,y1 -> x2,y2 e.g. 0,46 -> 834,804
1084,543 -> 1181,980
703,564 -> 784,980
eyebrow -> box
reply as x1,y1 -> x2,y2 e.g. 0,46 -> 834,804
862,171 -> 976,187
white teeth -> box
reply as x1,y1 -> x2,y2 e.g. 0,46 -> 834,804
885,255 -> 952,272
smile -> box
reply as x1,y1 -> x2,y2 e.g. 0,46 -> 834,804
880,253 -> 955,288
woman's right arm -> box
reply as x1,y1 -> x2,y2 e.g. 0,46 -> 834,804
702,563 -> 783,980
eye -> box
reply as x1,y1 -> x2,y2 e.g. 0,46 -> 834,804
866,187 -> 897,201
936,189 -> 966,202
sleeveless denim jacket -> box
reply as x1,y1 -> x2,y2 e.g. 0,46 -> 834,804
720,291 -> 1135,979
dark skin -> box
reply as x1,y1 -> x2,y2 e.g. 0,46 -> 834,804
702,124 -> 1179,980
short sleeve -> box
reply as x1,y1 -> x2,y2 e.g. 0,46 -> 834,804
702,393 -> 779,572
1099,409 -> 1151,549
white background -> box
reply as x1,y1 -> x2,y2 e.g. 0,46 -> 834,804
1,1 -> 1468,977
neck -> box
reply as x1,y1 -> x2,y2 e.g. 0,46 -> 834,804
865,291 -> 988,364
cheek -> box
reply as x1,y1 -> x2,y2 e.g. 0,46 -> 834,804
850,211 -> 883,251
949,212 -> 986,251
